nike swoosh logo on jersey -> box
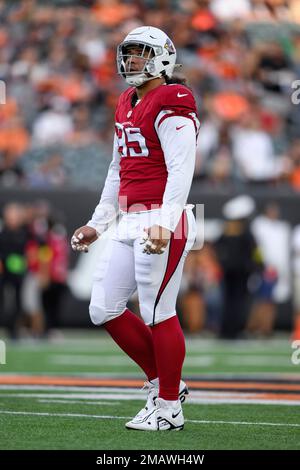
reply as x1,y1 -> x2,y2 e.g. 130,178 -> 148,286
176,125 -> 186,130
177,93 -> 188,98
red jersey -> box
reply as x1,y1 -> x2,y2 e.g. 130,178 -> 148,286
115,83 -> 198,211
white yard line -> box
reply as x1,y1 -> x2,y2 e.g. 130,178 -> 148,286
0,386 -> 145,392
0,390 -> 300,406
0,391 -> 144,398
36,397 -> 300,406
0,410 -> 299,428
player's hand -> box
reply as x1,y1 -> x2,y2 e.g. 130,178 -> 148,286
141,225 -> 171,255
71,226 -> 99,253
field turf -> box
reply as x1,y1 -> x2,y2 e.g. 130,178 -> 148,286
0,331 -> 299,450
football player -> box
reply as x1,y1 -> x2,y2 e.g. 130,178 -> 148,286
71,26 -> 200,431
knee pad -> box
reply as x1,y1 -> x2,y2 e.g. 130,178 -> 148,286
89,304 -> 107,326
89,302 -> 127,326
89,278 -> 130,326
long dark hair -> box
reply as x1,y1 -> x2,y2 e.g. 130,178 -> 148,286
165,75 -> 187,86
130,72 -> 189,106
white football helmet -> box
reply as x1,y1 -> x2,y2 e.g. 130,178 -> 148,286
117,26 -> 176,87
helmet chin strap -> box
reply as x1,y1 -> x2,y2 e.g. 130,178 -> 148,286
125,72 -> 163,87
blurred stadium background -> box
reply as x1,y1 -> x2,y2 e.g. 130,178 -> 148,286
0,0 -> 300,450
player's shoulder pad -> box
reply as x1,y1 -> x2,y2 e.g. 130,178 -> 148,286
159,83 -> 196,111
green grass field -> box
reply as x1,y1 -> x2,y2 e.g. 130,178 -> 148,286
0,330 -> 300,450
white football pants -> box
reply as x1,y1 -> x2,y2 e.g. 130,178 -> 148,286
89,206 -> 196,326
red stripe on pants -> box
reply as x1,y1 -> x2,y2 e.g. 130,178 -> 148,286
152,211 -> 188,325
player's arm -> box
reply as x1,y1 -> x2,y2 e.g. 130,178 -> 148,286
143,113 -> 198,254
71,134 -> 120,252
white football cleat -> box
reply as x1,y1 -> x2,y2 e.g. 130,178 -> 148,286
125,398 -> 184,431
129,379 -> 188,423
125,380 -> 188,430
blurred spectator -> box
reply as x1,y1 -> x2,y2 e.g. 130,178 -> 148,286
250,41 -> 294,96
214,195 -> 263,339
249,0 -> 291,22
231,110 -> 281,183
27,153 -> 66,188
248,202 -> 291,336
0,151 -> 25,188
0,199 -> 70,339
207,123 -> 233,185
0,117 -> 30,158
290,0 -> 300,24
210,0 -> 251,21
0,203 -> 28,339
180,243 -> 223,334
180,250 -> 206,334
21,203 -> 47,338
252,202 -> 291,301
32,98 -> 73,147
288,139 -> 300,191
68,103 -> 100,146
40,213 -> 69,338
91,0 -> 138,28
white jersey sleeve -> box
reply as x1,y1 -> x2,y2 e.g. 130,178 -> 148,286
157,116 -> 197,232
87,134 -> 120,234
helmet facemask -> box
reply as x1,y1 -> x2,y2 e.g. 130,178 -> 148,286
117,41 -> 165,87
